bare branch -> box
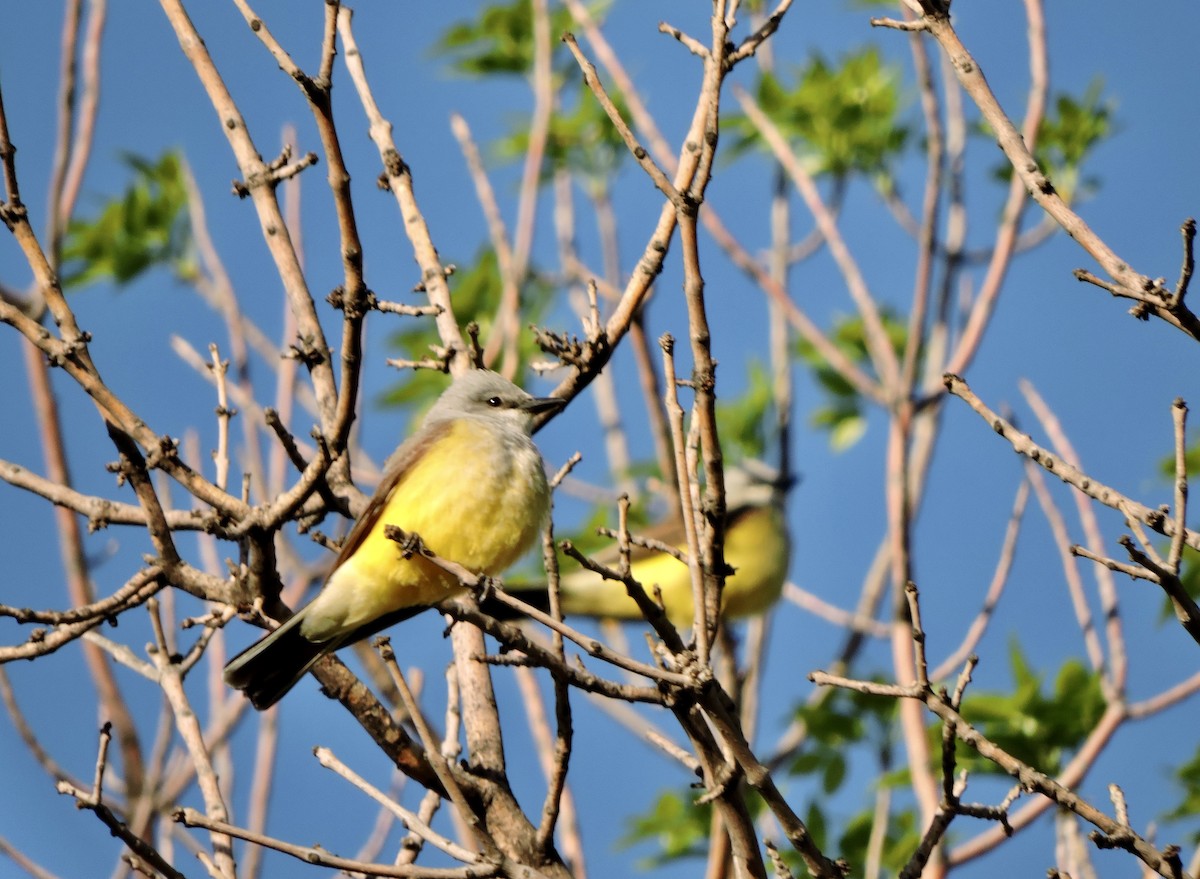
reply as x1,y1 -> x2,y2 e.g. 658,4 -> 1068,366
945,374 -> 1200,552
174,807 -> 489,878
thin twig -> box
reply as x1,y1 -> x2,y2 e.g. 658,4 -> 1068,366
562,34 -> 681,208
946,374 -> 1200,552
315,747 -> 478,864
1168,398 -> 1189,572
174,808 -> 488,878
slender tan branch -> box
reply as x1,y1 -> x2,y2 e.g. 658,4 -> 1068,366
946,374 -> 1200,552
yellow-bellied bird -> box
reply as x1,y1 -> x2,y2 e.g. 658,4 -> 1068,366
510,463 -> 791,627
224,369 -> 565,709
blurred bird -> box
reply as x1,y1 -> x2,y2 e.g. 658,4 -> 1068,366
224,369 -> 565,709
504,462 -> 791,627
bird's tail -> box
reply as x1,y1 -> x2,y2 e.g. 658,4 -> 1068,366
480,583 -> 552,620
223,609 -> 331,710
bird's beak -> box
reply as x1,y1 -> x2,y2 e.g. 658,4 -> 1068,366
522,395 -> 567,416
774,472 -> 799,492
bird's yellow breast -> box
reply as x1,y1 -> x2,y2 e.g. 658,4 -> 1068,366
559,504 -> 790,626
309,418 -> 550,636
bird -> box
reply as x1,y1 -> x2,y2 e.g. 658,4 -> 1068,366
224,368 -> 565,709
501,463 -> 791,628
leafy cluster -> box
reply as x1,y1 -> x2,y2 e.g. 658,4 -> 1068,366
955,642 -> 1105,776
729,48 -> 910,179
795,310 -> 909,451
433,0 -> 577,77
381,248 -> 555,419
62,151 -> 194,289
716,360 -> 776,461
621,789 -> 715,868
1167,746 -> 1200,842
989,79 -> 1115,201
497,85 -> 631,186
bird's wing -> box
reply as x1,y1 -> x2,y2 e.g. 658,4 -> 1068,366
327,420 -> 454,574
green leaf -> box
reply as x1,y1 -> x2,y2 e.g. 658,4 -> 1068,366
716,361 -> 775,460
1164,744 -> 1200,840
62,150 -> 193,289
788,688 -> 894,799
954,640 -> 1106,776
728,47 -> 910,178
547,490 -> 656,575
433,1 -> 580,77
829,413 -> 867,452
379,247 -> 555,420
805,801 -> 828,851
821,753 -> 848,794
838,805 -> 919,874
989,79 -> 1115,201
620,789 -> 712,867
1157,431 -> 1200,482
795,309 -> 908,451
494,83 -> 630,185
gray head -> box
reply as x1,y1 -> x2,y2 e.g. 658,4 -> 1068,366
723,460 -> 793,511
424,369 -> 565,435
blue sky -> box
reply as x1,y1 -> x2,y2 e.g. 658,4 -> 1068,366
1,2 -> 1199,878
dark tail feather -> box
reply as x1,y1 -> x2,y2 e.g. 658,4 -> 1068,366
481,585 -> 551,620
224,611 -> 331,710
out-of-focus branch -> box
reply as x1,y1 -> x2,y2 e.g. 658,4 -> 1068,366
0,84 -> 246,521
1024,459 -> 1108,677
450,112 -> 522,376
929,479 -> 1028,682
902,4 -> 942,395
21,329 -> 152,816
315,746 -> 476,863
660,336 -> 709,660
942,0 -> 1047,379
149,600 -> 236,879
814,664 -> 1181,878
1021,380 -> 1127,695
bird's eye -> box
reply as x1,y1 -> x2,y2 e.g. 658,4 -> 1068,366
486,396 -> 502,408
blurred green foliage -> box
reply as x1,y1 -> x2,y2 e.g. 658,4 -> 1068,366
1177,546 -> 1200,609
379,248 -> 555,421
62,151 -> 194,289
622,686 -> 916,872
835,806 -> 920,876
790,687 -> 895,794
716,360 -> 775,461
496,86 -> 630,185
1165,744 -> 1200,842
954,641 -> 1105,776
1159,440 -> 1200,481
621,788 -> 715,868
990,79 -> 1115,201
795,310 -> 908,451
438,1 -> 627,187
728,48 -> 910,179
433,0 -> 578,77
